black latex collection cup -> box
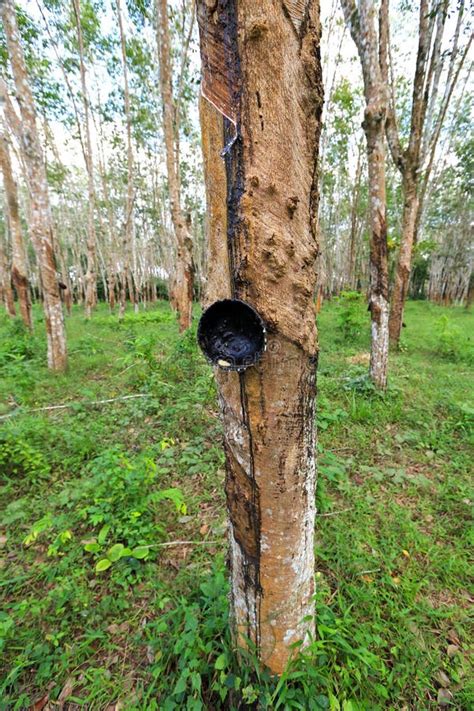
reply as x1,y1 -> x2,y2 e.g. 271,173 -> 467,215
197,299 -> 266,371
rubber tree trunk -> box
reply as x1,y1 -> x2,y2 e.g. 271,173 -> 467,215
156,0 -> 194,332
341,0 -> 389,390
73,0 -> 97,319
365,117 -> 389,390
1,0 -> 67,371
197,0 -> 323,674
0,223 -> 16,317
388,173 -> 418,343
346,144 -> 363,289
382,0 -> 468,345
57,243 -> 72,316
0,133 -> 33,330
115,0 -> 136,319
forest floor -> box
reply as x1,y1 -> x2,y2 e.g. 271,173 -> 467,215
0,299 -> 472,710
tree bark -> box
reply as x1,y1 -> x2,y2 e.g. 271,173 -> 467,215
0,132 -> 33,330
57,241 -> 72,315
383,0 -> 431,345
115,0 -> 137,318
341,0 -> 389,389
0,219 -> 16,318
381,0 -> 469,345
0,0 -> 67,371
347,142 -> 363,289
197,0 -> 323,674
72,0 -> 97,319
156,0 -> 194,332
388,173 -> 418,343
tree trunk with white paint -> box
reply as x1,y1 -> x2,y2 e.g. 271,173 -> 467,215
0,132 -> 33,330
197,0 -> 323,674
1,0 -> 67,371
156,0 -> 194,332
341,0 -> 389,390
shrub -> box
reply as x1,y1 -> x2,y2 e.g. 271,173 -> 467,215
0,434 -> 50,481
0,318 -> 40,368
435,315 -> 472,363
336,291 -> 366,341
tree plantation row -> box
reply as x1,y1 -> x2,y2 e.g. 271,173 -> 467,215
0,0 -> 471,380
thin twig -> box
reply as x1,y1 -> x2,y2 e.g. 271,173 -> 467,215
317,508 -> 353,517
151,540 -> 223,548
0,394 -> 151,420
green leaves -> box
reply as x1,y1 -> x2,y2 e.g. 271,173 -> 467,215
95,558 -> 112,572
89,542 -> 150,572
131,546 -> 149,560
97,524 -> 111,545
154,487 -> 187,515
108,543 -> 127,562
214,653 -> 227,670
83,542 -> 100,553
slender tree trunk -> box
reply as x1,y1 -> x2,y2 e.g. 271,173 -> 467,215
382,0 -> 469,345
96,146 -> 118,312
156,0 -> 194,332
341,0 -> 389,389
365,115 -> 389,389
72,0 -> 97,318
0,133 -> 32,329
389,172 -> 418,342
108,270 -> 116,311
115,0 -> 136,319
197,0 -> 323,673
1,0 -> 67,370
383,0 -> 431,345
57,242 -> 72,315
347,143 -> 363,289
0,221 -> 16,317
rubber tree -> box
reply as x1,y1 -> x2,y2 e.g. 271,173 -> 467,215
0,0 -> 67,371
196,0 -> 323,674
340,0 -> 389,389
72,0 -> 98,319
115,0 -> 138,317
0,218 -> 16,317
381,0 -> 471,345
0,132 -> 33,330
156,0 -> 194,332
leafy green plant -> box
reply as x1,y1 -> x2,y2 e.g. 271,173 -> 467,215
434,315 -> 472,362
122,331 -> 158,367
317,396 -> 349,430
73,334 -> 105,355
92,542 -> 150,572
0,434 -> 51,481
336,291 -> 366,341
140,559 -> 385,710
343,372 -> 376,394
0,318 -> 40,368
0,613 -> 14,654
60,447 -> 186,544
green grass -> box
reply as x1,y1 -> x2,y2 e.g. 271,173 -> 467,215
0,299 -> 472,709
